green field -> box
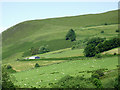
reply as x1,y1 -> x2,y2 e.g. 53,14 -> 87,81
32,48 -> 84,58
12,56 -> 118,88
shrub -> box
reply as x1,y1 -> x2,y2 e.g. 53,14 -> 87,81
51,75 -> 95,88
91,73 -> 100,79
39,45 -> 49,54
95,69 -> 104,77
114,53 -> 117,55
35,63 -> 40,67
92,78 -> 103,88
95,54 -> 102,58
91,69 -> 104,79
116,30 -> 120,32
7,65 -> 12,69
2,65 -> 17,89
114,75 -> 120,89
101,31 -> 104,33
104,23 -> 108,25
30,47 -> 39,55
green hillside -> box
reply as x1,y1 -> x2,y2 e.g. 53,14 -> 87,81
2,10 -> 119,88
2,10 -> 118,61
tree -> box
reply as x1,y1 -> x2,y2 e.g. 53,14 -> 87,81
2,65 -> 17,89
116,29 -> 120,32
66,29 -> 76,41
39,45 -> 49,54
114,75 -> 120,89
35,63 -> 40,67
92,78 -> 103,88
30,47 -> 39,55
84,37 -> 105,57
101,31 -> 104,33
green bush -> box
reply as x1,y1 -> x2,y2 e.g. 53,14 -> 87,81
95,54 -> 102,58
114,53 -> 117,55
7,65 -> 12,69
91,69 -> 105,79
39,45 -> 49,54
95,69 -> 104,77
2,65 -> 17,89
92,78 -> 103,88
114,75 -> 120,89
35,63 -> 40,67
101,31 -> 104,33
50,75 -> 95,88
116,29 -> 120,32
91,73 -> 100,79
104,23 -> 108,25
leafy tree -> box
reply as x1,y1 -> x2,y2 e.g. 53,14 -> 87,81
39,45 -> 49,54
92,78 -> 103,88
84,44 -> 97,57
84,37 -> 105,57
2,65 -> 17,89
104,23 -> 108,25
35,63 -> 40,67
66,29 -> 76,41
30,47 -> 39,55
101,31 -> 104,33
114,75 -> 120,89
116,29 -> 120,32
7,65 -> 12,69
96,37 -> 120,53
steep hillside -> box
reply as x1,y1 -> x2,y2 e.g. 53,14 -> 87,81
2,10 -> 118,60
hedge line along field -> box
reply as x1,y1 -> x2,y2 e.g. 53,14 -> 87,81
12,56 -> 118,88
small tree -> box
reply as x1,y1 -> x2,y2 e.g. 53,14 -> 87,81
7,65 -> 12,69
2,65 -> 17,89
35,63 -> 40,67
66,29 -> 76,41
39,45 -> 49,54
30,47 -> 39,55
114,75 -> 120,89
104,23 -> 108,25
116,30 -> 120,32
92,78 -> 103,88
84,37 -> 105,57
101,31 -> 104,33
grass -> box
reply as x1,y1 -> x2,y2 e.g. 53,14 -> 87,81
2,10 -> 119,88
12,56 -> 118,88
33,48 -> 84,58
102,47 -> 119,55
2,10 -> 118,61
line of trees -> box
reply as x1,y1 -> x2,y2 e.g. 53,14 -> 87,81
30,45 -> 49,55
84,37 -> 120,57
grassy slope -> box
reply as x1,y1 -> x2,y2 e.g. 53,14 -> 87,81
2,10 -> 118,61
12,56 -> 118,88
